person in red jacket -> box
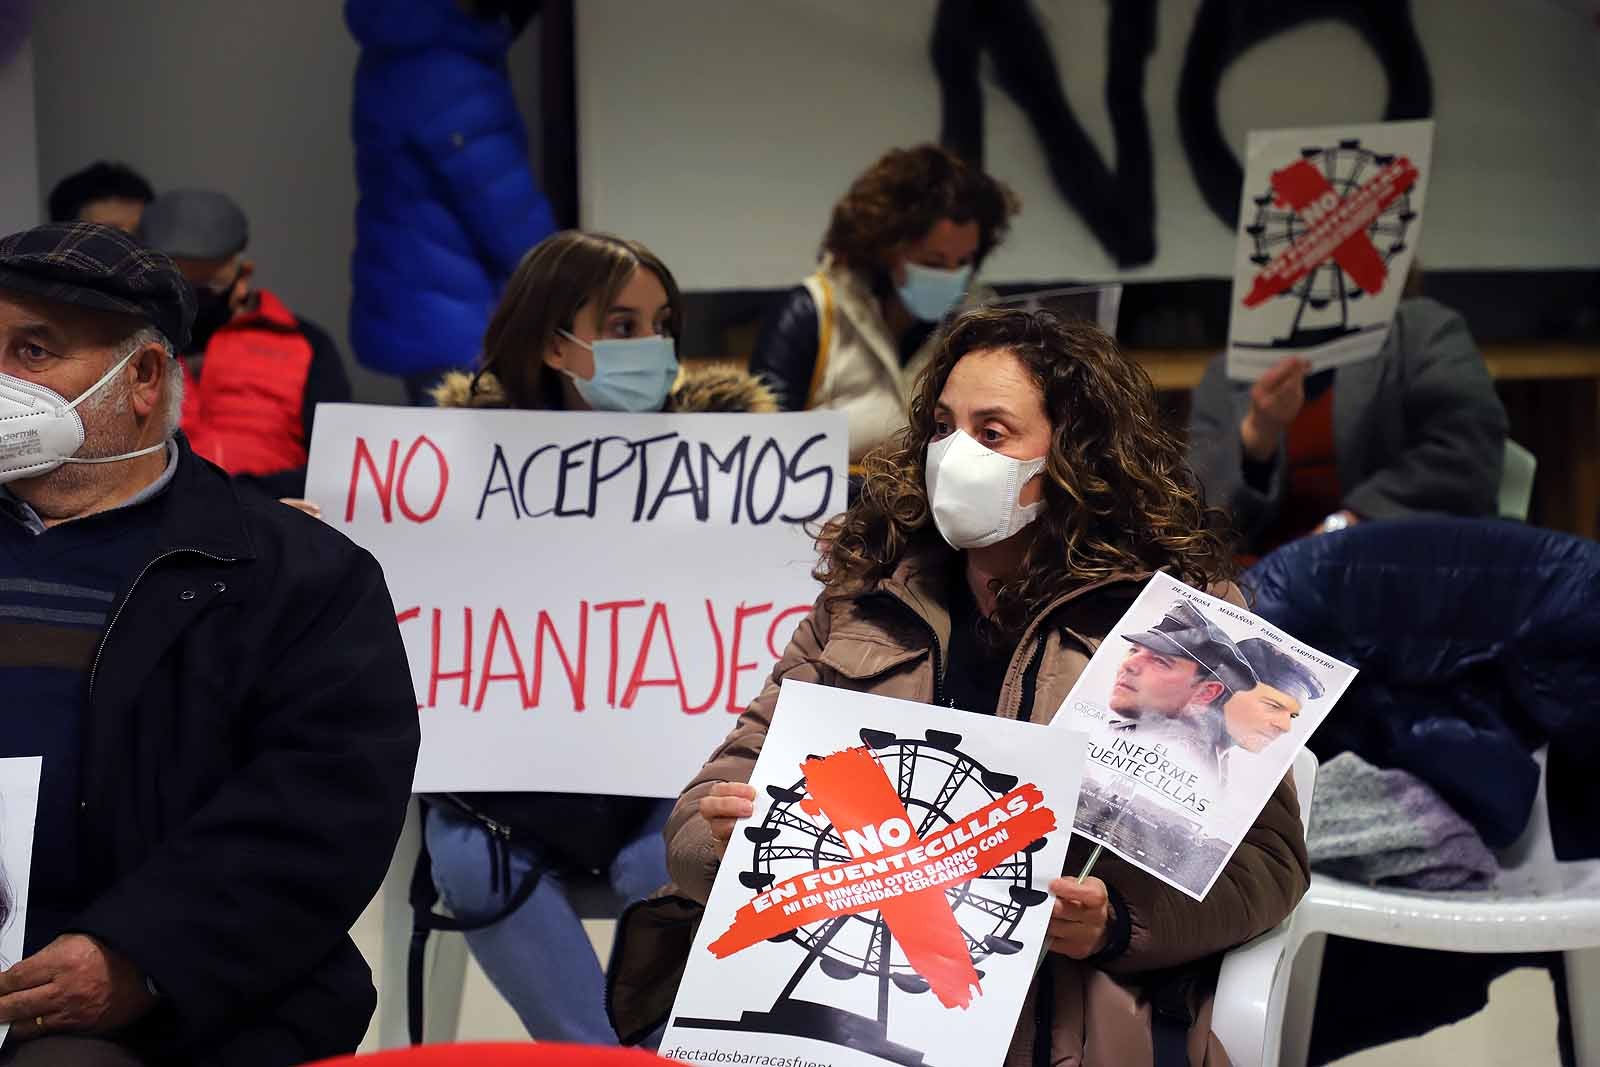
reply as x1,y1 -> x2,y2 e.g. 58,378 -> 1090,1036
138,189 -> 351,499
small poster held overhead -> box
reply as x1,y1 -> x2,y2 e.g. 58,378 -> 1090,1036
1226,120 -> 1434,381
663,681 -> 1087,1067
1052,573 -> 1355,900
987,284 -> 1123,338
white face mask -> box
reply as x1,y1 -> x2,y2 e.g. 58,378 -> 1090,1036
924,429 -> 1047,549
556,330 -> 679,413
0,349 -> 166,485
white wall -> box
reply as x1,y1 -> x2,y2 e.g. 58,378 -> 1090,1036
577,0 -> 1600,290
31,0 -> 546,405
0,37 -> 37,236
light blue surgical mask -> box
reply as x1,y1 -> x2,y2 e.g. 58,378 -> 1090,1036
556,330 -> 679,412
895,262 -> 974,322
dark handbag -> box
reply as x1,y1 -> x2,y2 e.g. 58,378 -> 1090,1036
464,791 -> 660,873
406,792 -> 661,1044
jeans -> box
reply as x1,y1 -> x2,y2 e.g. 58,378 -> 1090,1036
423,799 -> 672,1045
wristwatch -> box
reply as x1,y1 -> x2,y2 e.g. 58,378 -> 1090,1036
1321,511 -> 1352,533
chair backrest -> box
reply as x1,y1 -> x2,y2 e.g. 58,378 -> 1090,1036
1498,439 -> 1537,520
1291,748 -> 1318,831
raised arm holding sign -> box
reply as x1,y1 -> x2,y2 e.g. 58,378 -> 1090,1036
1189,120 -> 1508,558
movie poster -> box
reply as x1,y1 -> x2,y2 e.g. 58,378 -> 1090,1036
663,681 -> 1087,1067
0,756 -> 41,1045
1053,573 -> 1355,899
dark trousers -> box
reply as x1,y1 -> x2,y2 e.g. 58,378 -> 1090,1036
0,1036 -> 146,1066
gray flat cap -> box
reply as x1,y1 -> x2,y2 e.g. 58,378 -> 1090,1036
137,188 -> 249,260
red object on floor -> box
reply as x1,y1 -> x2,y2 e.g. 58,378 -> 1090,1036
306,1044 -> 683,1066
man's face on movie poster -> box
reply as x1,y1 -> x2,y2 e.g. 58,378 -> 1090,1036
1224,683 -> 1304,753
1110,644 -> 1218,718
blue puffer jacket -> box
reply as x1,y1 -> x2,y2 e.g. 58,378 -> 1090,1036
1245,518 -> 1600,859
345,0 -> 556,377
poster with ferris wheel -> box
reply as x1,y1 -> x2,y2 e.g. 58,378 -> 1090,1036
661,681 -> 1087,1067
1225,120 -> 1435,382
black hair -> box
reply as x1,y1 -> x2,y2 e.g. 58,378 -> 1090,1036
461,0 -> 541,36
47,162 -> 155,223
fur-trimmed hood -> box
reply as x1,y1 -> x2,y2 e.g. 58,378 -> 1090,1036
431,363 -> 779,414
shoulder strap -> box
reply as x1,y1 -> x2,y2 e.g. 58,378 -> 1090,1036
802,272 -> 836,409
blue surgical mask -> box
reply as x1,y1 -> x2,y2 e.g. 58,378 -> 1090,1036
896,262 -> 974,322
556,331 -> 679,412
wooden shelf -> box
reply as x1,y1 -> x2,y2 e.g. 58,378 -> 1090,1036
1128,343 -> 1600,392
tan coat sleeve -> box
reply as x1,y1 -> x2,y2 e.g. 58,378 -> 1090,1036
1099,579 -> 1310,973
1099,772 -> 1309,975
665,594 -> 835,902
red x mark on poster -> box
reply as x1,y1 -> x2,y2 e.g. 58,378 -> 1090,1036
707,747 -> 1057,1010
1243,154 -> 1421,308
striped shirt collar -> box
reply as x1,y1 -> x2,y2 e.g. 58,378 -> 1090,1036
0,439 -> 180,536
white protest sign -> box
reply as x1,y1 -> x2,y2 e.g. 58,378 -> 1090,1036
1226,120 -> 1434,381
663,681 -> 1085,1067
304,405 -> 847,795
0,756 -> 41,1047
1053,572 -> 1355,900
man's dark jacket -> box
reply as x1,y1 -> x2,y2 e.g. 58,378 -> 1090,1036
67,436 -> 419,1065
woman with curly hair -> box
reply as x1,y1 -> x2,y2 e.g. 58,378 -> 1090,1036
751,144 -> 1020,466
609,307 -> 1310,1066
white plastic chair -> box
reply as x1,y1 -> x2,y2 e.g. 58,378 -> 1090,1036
1499,439 -> 1537,521
1219,748 -> 1600,1067
376,798 -> 459,1047
1211,749 -> 1320,1067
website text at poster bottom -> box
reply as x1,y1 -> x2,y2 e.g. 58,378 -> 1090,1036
664,1048 -> 833,1067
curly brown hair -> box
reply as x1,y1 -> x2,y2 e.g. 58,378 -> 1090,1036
822,145 -> 1020,271
816,307 -> 1236,636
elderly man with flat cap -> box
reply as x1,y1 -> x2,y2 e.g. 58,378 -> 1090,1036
0,221 -> 418,1064
1107,600 -> 1257,788
137,189 -> 350,506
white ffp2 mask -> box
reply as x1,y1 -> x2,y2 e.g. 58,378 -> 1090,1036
0,349 -> 166,485
924,430 -> 1046,549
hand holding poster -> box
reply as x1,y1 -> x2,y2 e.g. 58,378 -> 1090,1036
1226,120 -> 1434,381
304,404 -> 846,795
663,681 -> 1086,1067
1053,573 -> 1355,900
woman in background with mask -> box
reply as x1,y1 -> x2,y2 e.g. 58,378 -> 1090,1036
750,144 -> 1019,468
424,230 -> 777,1045
610,308 -> 1310,1065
